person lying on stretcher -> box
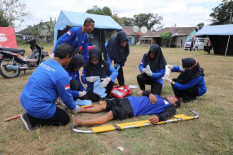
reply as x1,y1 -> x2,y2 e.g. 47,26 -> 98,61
72,92 -> 181,127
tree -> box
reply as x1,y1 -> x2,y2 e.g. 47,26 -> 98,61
133,13 -> 163,30
160,32 -> 172,47
0,10 -> 11,26
28,21 -> 44,41
121,17 -> 135,26
197,23 -> 204,30
45,17 -> 56,43
86,5 -> 112,16
0,0 -> 29,26
86,6 -> 122,25
210,0 -> 233,25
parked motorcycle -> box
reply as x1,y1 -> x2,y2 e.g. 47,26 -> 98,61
0,39 -> 49,78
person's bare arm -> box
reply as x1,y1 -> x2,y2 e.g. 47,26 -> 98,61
149,93 -> 157,104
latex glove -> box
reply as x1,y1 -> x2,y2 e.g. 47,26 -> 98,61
145,69 -> 152,76
86,76 -> 98,82
100,77 -> 111,88
163,77 -> 172,83
167,65 -> 173,70
146,65 -> 151,71
78,91 -> 87,97
114,63 -> 120,71
142,68 -> 147,73
72,105 -> 81,114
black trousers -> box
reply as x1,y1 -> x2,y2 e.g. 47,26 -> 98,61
172,78 -> 199,100
137,73 -> 162,95
27,107 -> 70,126
80,82 -> 114,102
117,65 -> 125,86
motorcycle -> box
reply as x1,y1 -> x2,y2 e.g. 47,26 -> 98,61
0,39 -> 49,78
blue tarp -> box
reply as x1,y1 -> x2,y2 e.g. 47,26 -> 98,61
54,10 -> 122,43
195,24 -> 233,36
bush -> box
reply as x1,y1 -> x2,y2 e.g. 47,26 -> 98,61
160,32 -> 172,47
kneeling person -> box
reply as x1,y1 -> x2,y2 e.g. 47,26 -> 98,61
72,92 -> 180,127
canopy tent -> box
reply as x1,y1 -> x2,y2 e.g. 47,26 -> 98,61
195,24 -> 233,55
54,11 -> 122,51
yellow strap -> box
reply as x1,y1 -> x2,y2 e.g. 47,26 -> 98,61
92,125 -> 115,133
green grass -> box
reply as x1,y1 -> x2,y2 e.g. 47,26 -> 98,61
0,44 -> 232,154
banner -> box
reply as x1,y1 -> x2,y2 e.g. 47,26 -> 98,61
0,27 -> 17,48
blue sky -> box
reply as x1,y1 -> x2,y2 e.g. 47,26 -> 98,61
16,0 -> 223,31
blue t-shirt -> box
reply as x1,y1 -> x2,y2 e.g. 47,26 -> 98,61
127,95 -> 172,116
20,59 -> 76,119
53,27 -> 89,62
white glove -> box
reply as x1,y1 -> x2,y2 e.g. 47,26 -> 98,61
166,65 -> 173,70
146,65 -> 151,71
163,77 -> 172,83
145,69 -> 152,76
100,77 -> 111,88
142,68 -> 147,73
49,53 -> 54,59
72,105 -> 81,114
86,76 -> 98,82
78,91 -> 87,97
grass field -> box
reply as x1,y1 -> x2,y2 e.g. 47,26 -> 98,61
0,43 -> 232,154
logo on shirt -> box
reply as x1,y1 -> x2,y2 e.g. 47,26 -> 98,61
81,72 -> 84,76
140,61 -> 143,64
65,84 -> 70,90
164,100 -> 169,105
67,31 -> 72,35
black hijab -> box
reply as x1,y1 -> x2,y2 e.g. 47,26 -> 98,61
84,47 -> 110,78
65,55 -> 85,72
177,57 -> 204,84
107,31 -> 130,66
143,44 -> 167,72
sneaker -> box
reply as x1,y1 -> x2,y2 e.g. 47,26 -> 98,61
20,113 -> 37,131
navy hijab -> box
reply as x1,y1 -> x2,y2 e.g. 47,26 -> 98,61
107,31 -> 130,66
85,47 -> 109,78
143,44 -> 167,72
65,55 -> 85,72
177,58 -> 204,84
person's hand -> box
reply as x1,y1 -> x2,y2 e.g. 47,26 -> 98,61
72,105 -> 81,114
167,65 -> 173,70
149,93 -> 157,104
145,69 -> 152,76
163,77 -> 172,83
142,68 -> 147,73
100,77 -> 111,88
149,116 -> 159,124
79,91 -> 87,97
86,76 -> 98,82
114,63 -> 120,71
